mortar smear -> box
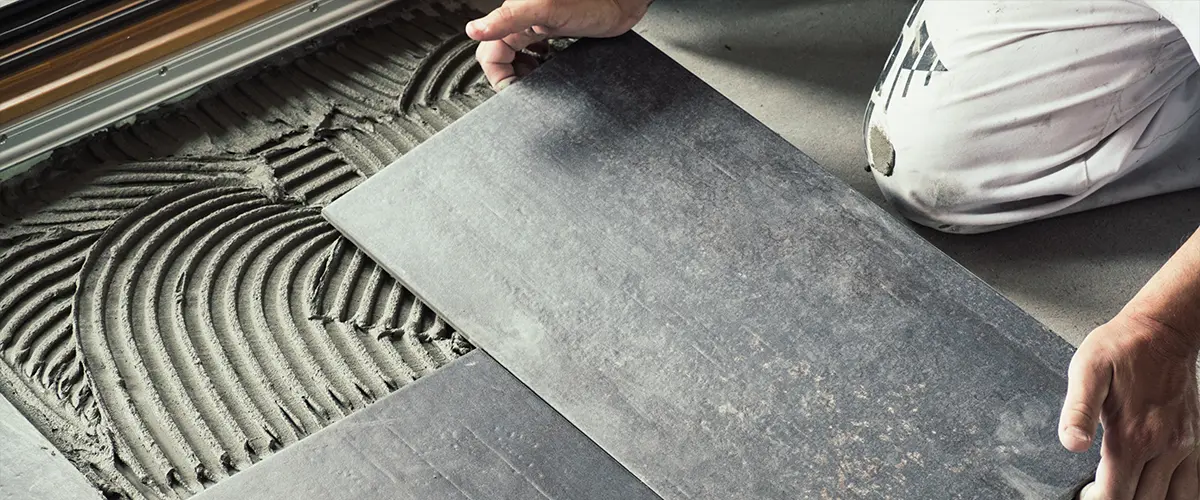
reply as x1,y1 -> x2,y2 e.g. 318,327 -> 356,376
0,4 -> 490,498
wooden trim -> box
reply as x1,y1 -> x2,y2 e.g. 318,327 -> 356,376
0,0 -> 293,124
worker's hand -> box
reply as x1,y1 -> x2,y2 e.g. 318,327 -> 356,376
466,0 -> 652,89
1060,312 -> 1200,499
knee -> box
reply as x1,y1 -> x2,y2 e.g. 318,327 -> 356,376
874,168 -> 985,234
867,122 -> 988,234
868,131 -> 1083,234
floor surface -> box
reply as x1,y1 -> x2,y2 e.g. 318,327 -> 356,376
0,394 -> 97,500
634,0 -> 1199,346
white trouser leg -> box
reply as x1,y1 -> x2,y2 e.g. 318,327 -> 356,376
865,0 -> 1200,234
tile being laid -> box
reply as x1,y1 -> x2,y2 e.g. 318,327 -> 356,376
195,350 -> 658,500
325,33 -> 1097,498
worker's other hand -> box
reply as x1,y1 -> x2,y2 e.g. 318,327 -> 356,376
466,0 -> 651,89
1060,312 -> 1200,499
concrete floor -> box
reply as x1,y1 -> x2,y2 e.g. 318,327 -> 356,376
635,0 -> 1199,346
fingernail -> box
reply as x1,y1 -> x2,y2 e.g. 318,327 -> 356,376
495,77 -> 516,91
468,20 -> 486,33
1067,427 -> 1090,443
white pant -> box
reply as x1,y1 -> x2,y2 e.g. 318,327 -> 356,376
866,0 -> 1200,233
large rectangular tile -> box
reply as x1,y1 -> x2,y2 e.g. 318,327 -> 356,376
195,351 -> 656,500
325,33 -> 1097,497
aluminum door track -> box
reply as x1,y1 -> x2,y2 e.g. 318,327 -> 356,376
0,0 -> 398,178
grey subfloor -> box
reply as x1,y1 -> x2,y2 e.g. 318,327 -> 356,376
633,0 -> 1199,346
0,394 -> 97,500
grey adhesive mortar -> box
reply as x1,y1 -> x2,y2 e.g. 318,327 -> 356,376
0,3 -> 493,498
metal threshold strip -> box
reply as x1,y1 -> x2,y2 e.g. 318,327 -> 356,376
0,0 -> 178,76
0,0 -> 399,179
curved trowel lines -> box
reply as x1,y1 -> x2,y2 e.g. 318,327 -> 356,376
0,4 -> 490,498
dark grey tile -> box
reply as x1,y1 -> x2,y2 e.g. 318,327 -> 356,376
195,351 -> 657,500
325,33 -> 1097,498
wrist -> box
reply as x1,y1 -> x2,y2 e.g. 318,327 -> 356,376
1117,228 -> 1200,354
1117,304 -> 1200,357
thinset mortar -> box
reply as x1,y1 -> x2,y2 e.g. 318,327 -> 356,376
0,4 -> 491,498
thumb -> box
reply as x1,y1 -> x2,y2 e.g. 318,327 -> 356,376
467,4 -> 548,41
1058,348 -> 1112,453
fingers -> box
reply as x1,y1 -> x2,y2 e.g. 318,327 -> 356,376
1167,450 -> 1199,500
476,40 -> 516,89
466,0 -> 650,88
474,27 -> 548,88
467,3 -> 550,41
1135,453 -> 1188,500
1095,437 -> 1146,500
1060,349 -> 1113,452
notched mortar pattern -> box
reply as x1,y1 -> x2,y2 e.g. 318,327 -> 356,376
0,4 -> 488,498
